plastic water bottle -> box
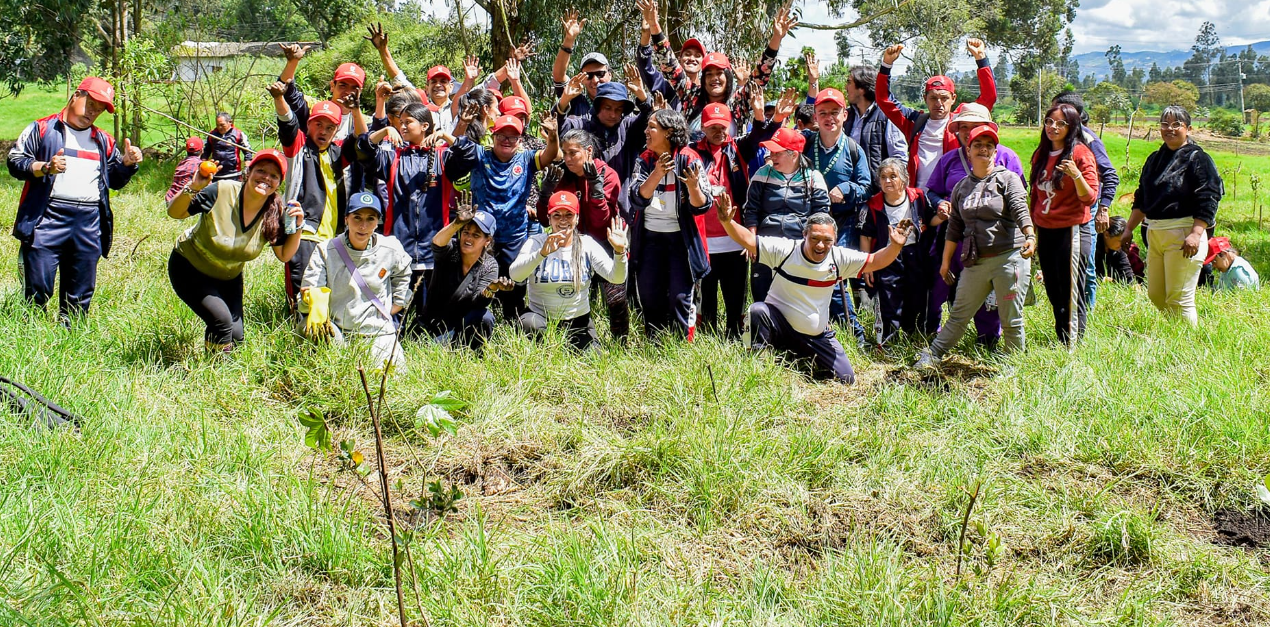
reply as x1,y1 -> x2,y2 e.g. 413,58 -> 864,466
284,201 -> 300,235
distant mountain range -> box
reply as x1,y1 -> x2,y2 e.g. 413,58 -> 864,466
1071,41 -> 1270,81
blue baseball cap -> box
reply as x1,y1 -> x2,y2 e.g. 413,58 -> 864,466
348,192 -> 383,217
470,211 -> 497,236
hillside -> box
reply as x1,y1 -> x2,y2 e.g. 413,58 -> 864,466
1073,40 -> 1270,81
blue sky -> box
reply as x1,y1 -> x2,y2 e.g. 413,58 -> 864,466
419,1 -> 1266,70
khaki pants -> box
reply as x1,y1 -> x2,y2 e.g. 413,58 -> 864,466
931,249 -> 1031,357
1146,226 -> 1206,326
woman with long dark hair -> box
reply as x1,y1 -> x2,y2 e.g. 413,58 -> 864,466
1122,106 -> 1223,325
1029,103 -> 1099,346
628,109 -> 712,337
167,150 -> 304,352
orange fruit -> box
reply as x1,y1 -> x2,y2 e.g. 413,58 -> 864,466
198,160 -> 218,177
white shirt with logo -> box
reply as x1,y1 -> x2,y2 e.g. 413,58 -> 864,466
758,236 -> 870,336
509,233 -> 628,320
50,126 -> 102,205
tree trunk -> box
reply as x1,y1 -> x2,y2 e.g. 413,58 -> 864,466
488,0 -> 515,71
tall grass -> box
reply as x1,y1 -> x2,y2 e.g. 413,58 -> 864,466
0,131 -> 1267,625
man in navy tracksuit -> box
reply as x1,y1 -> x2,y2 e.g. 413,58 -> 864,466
201,112 -> 253,180
7,77 -> 143,319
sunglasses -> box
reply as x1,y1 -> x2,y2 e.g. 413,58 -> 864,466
1043,119 -> 1069,129
585,70 -> 608,80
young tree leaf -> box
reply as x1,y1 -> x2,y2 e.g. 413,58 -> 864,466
416,404 -> 457,437
298,408 -> 331,452
430,390 -> 466,412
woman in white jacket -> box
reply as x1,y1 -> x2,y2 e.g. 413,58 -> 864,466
300,192 -> 412,368
510,191 -> 628,350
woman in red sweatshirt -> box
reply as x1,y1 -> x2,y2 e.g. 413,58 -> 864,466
1029,103 -> 1099,346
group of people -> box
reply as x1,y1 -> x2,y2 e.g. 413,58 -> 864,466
7,9 -> 1260,382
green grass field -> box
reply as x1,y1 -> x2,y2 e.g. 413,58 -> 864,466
0,113 -> 1268,625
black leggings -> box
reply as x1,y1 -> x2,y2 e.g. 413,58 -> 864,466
701,251 -> 747,339
1037,225 -> 1091,345
169,250 -> 245,346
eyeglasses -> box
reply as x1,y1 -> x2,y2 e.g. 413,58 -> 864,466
1160,122 -> 1186,131
1043,119 -> 1068,129
493,133 -> 522,144
585,70 -> 608,80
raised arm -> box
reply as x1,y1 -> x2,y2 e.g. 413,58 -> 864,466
715,190 -> 757,257
554,10 -> 586,85
365,23 -> 406,85
277,43 -> 309,84
966,38 -> 997,109
876,45 -> 918,137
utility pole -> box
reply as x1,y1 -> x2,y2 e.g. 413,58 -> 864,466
1238,58 -> 1247,123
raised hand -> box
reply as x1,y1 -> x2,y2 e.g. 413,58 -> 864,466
678,161 -> 704,192
455,190 -> 476,222
512,40 -> 535,61
463,55 -> 481,81
772,1 -> 799,40
624,63 -> 647,101
561,9 -> 587,43
581,158 -> 600,182
191,160 -> 219,188
655,151 -> 675,175
774,87 -> 799,121
607,216 -> 629,253
266,81 -> 287,99
381,127 -> 405,146
966,38 -> 987,61
714,189 -> 736,224
560,72 -> 586,105
279,43 -> 310,61
375,76 -> 393,101
651,91 -> 668,112
539,112 -> 558,138
122,138 -> 143,166
882,44 -> 904,66
364,22 -> 389,51
459,101 -> 482,125
733,61 -> 752,87
804,51 -> 819,83
336,90 -> 361,111
541,163 -> 564,195
750,87 -> 766,121
504,57 -> 522,83
635,0 -> 658,26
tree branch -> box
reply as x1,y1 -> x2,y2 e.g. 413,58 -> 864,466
797,0 -> 917,31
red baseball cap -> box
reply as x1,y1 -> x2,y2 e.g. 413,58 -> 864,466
701,102 -> 732,128
333,63 -> 366,88
490,115 -> 524,135
77,77 -> 116,113
681,38 -> 706,56
426,65 -> 453,82
247,148 -> 287,179
1204,236 -> 1233,265
702,52 -> 732,71
488,88 -> 504,102
814,88 -> 846,109
309,100 -> 343,127
966,124 -> 999,145
499,96 -> 531,120
185,136 -> 204,153
760,127 -> 806,154
924,75 -> 955,94
547,191 -> 580,215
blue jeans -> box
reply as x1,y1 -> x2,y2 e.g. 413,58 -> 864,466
1083,220 -> 1099,311
829,218 -> 867,344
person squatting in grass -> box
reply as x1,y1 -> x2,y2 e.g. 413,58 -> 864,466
443,105 -> 560,322
916,125 -> 1036,370
166,149 -> 303,352
356,102 -> 447,335
1095,216 -> 1144,284
7,76 -> 144,321
537,129 -> 629,340
510,191 -> 629,351
1205,237 -> 1260,291
714,194 -> 911,384
1123,106 -> 1224,326
421,199 -> 511,351
629,108 -> 713,338
269,81 -> 368,306
1029,103 -> 1100,347
299,192 -> 412,369
860,158 -> 938,346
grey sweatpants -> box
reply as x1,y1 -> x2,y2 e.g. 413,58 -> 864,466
930,249 -> 1031,357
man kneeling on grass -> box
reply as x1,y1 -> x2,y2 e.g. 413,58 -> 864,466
714,193 -> 912,384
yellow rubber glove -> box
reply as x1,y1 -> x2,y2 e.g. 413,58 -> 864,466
302,287 -> 334,340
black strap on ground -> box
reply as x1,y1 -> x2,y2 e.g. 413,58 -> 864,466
0,376 -> 83,430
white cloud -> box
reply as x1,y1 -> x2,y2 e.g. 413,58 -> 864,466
1070,0 -> 1270,54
